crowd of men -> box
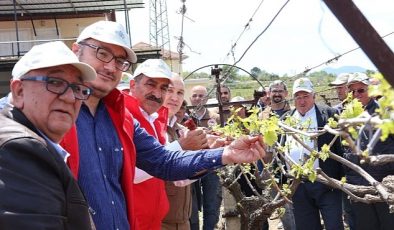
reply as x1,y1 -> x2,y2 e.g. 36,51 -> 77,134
0,20 -> 393,230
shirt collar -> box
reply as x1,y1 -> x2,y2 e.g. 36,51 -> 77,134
139,107 -> 158,123
295,105 -> 316,118
168,116 -> 178,127
37,130 -> 70,162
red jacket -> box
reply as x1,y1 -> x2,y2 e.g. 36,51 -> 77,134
124,94 -> 169,230
60,89 -> 138,229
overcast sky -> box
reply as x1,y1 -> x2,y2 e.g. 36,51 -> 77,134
118,0 -> 394,75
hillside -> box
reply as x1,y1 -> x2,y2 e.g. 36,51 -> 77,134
322,66 -> 369,75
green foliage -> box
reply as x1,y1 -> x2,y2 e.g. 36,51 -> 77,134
370,73 -> 394,141
250,67 -> 262,78
327,117 -> 338,128
259,115 -> 280,147
340,96 -> 364,119
281,184 -> 291,196
320,144 -> 330,161
214,106 -> 280,147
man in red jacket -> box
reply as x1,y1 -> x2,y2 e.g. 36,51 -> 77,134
126,61 -> 211,229
61,20 -> 267,230
126,59 -> 187,229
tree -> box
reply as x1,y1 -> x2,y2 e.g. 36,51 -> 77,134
250,67 -> 262,78
214,73 -> 394,229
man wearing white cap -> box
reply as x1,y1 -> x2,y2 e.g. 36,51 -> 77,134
344,72 -> 394,230
125,59 -> 203,229
60,20 -> 267,230
0,41 -> 96,229
117,72 -> 133,93
329,73 -> 351,112
284,77 -> 344,230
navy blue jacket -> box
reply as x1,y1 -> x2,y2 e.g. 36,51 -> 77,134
344,99 -> 394,185
282,104 -> 344,181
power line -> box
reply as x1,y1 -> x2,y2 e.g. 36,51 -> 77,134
298,31 -> 394,76
189,0 -> 291,115
219,0 -> 291,86
225,0 -> 266,61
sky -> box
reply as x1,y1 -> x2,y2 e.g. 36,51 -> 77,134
118,0 -> 394,76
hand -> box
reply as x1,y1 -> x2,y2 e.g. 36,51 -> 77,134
207,134 -> 232,148
179,128 -> 208,150
221,135 -> 266,165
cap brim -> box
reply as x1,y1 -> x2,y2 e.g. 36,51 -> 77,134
293,88 -> 313,95
138,71 -> 172,80
79,35 -> 137,63
70,63 -> 97,81
329,80 -> 346,86
347,80 -> 370,86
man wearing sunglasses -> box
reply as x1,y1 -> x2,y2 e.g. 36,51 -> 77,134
344,73 -> 394,230
60,21 -> 266,230
0,41 -> 96,229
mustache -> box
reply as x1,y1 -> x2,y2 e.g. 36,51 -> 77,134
145,95 -> 162,104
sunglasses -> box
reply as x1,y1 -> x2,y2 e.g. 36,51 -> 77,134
350,88 -> 367,95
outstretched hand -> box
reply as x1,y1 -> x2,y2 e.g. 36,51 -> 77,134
179,128 -> 209,150
221,135 -> 266,165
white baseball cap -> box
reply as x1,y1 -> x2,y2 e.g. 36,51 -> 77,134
347,72 -> 370,86
329,73 -> 351,86
133,59 -> 172,80
12,41 -> 96,81
293,77 -> 314,95
77,21 -> 137,63
117,72 -> 132,91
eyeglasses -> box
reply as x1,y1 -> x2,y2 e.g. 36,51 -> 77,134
21,76 -> 93,100
79,42 -> 131,72
350,88 -> 367,95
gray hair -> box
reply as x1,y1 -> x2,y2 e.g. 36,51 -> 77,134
269,80 -> 287,91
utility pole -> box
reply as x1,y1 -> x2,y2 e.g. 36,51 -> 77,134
149,0 -> 172,67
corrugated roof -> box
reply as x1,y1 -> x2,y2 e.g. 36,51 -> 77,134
0,0 -> 143,17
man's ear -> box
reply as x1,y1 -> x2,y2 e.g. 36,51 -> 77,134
10,80 -> 24,109
71,42 -> 81,56
129,79 -> 136,93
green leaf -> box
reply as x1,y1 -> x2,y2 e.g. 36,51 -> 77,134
327,117 -> 338,128
320,144 -> 330,161
308,170 -> 317,182
340,177 -> 347,185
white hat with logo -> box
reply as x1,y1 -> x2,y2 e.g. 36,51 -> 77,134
12,41 -> 96,81
347,72 -> 370,86
77,20 -> 137,63
133,59 -> 172,80
292,77 -> 314,95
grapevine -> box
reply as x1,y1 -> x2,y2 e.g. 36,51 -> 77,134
214,73 -> 394,229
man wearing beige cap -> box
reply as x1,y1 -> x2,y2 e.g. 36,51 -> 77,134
60,20 -> 266,230
344,72 -> 394,230
0,41 -> 96,229
329,73 -> 351,112
284,77 -> 344,230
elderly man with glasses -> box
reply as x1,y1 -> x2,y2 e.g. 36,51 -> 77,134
0,41 -> 96,229
344,73 -> 394,230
